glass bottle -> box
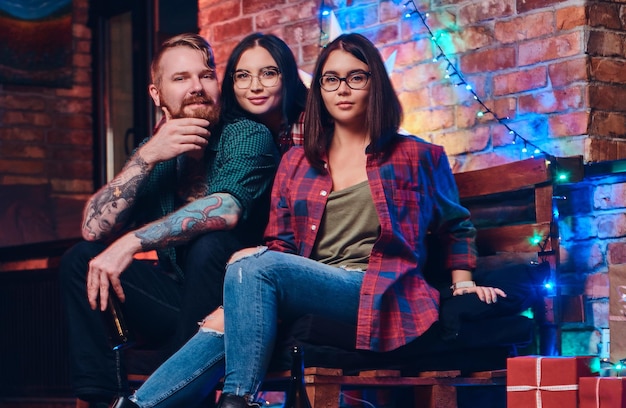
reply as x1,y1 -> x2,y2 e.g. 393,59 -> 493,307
103,293 -> 133,350
283,345 -> 312,408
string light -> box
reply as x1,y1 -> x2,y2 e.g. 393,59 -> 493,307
402,0 -> 553,159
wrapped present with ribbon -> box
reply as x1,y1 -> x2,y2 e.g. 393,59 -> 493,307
580,377 -> 626,408
507,356 -> 597,408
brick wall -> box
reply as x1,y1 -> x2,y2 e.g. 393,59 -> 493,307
0,0 -> 93,200
0,0 -> 92,245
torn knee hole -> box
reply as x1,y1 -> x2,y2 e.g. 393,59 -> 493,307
199,308 -> 224,332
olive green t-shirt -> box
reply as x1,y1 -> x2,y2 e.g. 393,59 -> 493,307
311,180 -> 380,270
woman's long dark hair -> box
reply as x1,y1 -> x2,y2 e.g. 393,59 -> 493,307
220,33 -> 307,131
303,33 -> 403,171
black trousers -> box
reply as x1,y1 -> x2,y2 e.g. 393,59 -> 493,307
59,230 -> 245,402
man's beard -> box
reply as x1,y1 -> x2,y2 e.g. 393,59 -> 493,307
164,95 -> 221,126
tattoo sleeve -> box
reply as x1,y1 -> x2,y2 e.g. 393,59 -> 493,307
134,193 -> 242,250
82,154 -> 150,240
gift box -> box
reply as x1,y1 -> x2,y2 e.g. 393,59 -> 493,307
507,356 -> 597,408
580,377 -> 626,408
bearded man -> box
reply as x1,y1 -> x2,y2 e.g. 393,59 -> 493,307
60,33 -> 280,408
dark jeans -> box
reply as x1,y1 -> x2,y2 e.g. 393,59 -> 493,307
59,230 -> 244,402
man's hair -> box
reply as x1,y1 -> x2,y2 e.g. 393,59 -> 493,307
220,32 -> 307,128
303,33 -> 403,171
150,33 -> 216,86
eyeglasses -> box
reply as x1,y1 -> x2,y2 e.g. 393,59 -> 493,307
319,71 -> 371,91
233,67 -> 281,89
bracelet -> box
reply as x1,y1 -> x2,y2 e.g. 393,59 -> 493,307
450,281 -> 476,291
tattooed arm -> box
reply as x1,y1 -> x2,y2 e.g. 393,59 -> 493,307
135,192 -> 241,249
86,192 -> 241,311
82,117 -> 211,242
81,153 -> 151,241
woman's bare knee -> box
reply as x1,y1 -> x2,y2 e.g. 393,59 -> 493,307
199,307 -> 224,332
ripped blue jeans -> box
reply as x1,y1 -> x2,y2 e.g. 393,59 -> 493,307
130,248 -> 363,407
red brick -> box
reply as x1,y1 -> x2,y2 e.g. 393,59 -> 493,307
47,129 -> 93,146
548,57 -> 589,87
198,0 -> 223,8
48,161 -> 93,179
399,15 -> 429,42
519,32 -> 583,66
380,0 -> 403,23
586,138 -> 626,162
588,3 -> 623,29
456,25 -> 493,51
495,11 -> 555,44
431,83 -> 459,106
73,53 -> 91,68
588,30 -> 626,58
394,38 -> 433,67
301,43 -> 321,66
285,19 -> 322,45
433,126 -> 490,155
361,24 -> 399,46
50,178 -> 93,194
1,111 -> 53,127
338,4 -> 380,30
585,272 -> 610,299
609,242 -> 626,265
460,46 -> 516,74
597,213 -> 626,239
0,159 -> 45,175
0,94 -> 46,110
519,86 -> 585,114
492,124 -> 516,147
213,18 -> 253,43
243,0 -> 286,14
49,145 -> 92,162
0,143 -> 46,159
594,182 -> 626,210
590,111 -> 626,138
518,0 -> 568,13
0,127 -> 45,142
198,2 -> 241,30
589,84 -> 626,113
55,85 -> 92,98
455,105 -> 480,129
398,88 -> 430,111
403,64 -> 443,91
556,6 -> 586,30
493,66 -> 547,96
53,114 -> 92,130
461,151 -> 514,171
459,0 -> 514,25
590,57 -> 626,84
54,98 -> 92,114
492,97 -> 517,120
403,108 -> 455,133
549,111 -> 589,137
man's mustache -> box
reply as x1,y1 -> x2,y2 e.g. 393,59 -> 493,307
183,96 -> 214,106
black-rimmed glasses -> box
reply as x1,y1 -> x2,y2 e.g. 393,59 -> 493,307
233,67 -> 281,89
319,71 -> 371,91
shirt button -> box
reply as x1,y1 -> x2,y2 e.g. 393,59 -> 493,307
320,190 -> 328,196
311,225 -> 317,231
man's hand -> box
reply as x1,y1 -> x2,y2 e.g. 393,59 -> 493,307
86,233 -> 141,311
139,118 -> 211,165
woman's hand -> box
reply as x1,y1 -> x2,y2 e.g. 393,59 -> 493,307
452,285 -> 506,304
